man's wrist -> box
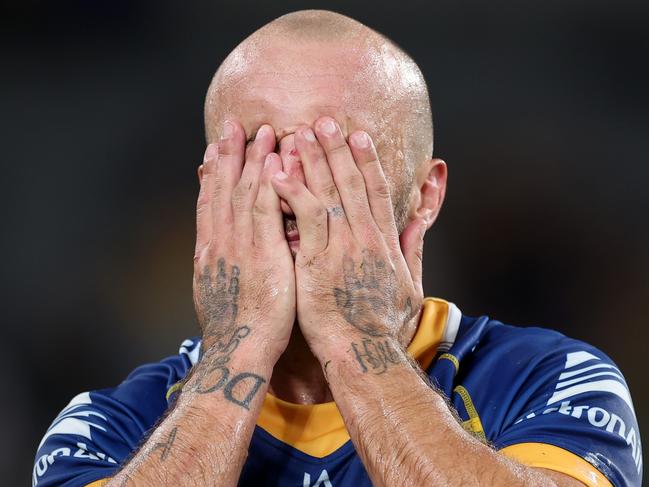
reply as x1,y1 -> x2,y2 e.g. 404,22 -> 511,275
201,318 -> 289,366
181,337 -> 277,412
313,330 -> 409,380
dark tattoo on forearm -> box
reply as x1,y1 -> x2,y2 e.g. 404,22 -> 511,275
189,362 -> 266,410
351,337 -> 401,374
192,259 -> 266,410
151,427 -> 177,462
206,325 -> 251,367
189,324 -> 266,409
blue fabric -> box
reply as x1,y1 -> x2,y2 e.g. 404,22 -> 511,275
33,314 -> 642,486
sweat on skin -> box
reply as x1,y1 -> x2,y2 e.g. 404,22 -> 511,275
90,10 -> 589,487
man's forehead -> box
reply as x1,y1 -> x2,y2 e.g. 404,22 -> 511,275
215,69 -> 365,141
207,41 -> 387,141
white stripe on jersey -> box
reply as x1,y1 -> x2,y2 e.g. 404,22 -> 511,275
546,351 -> 635,413
439,302 -> 461,352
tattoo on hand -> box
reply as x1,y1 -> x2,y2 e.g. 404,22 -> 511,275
333,250 -> 396,336
192,258 -> 266,410
351,337 -> 401,374
199,258 -> 240,341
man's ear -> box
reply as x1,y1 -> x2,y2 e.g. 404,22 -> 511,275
197,164 -> 204,185
407,158 -> 447,229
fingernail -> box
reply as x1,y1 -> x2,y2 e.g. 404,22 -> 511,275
274,171 -> 288,181
351,131 -> 370,149
303,128 -> 316,142
264,153 -> 273,169
256,125 -> 268,141
222,120 -> 234,140
319,118 -> 336,136
204,143 -> 218,162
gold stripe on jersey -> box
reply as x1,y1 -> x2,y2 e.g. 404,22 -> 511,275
500,442 -> 613,487
165,381 -> 184,401
454,385 -> 487,441
84,479 -> 109,487
255,297 -> 451,458
438,352 -> 460,374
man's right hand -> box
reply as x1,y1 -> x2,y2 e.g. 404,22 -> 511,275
193,120 -> 295,365
106,122 -> 294,486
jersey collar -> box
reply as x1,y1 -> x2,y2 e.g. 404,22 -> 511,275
256,297 -> 452,458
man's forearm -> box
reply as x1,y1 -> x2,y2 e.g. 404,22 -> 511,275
322,335 -> 563,487
108,336 -> 273,487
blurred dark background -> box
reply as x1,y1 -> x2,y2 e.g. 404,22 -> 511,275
2,0 -> 647,484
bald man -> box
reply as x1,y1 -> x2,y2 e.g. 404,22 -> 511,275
34,10 -> 641,487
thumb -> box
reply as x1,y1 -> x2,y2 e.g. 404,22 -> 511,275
399,218 -> 427,298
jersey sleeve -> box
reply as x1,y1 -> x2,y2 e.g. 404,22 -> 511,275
32,338 -> 199,487
489,331 -> 642,487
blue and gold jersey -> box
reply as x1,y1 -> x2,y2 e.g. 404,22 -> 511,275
33,298 -> 642,486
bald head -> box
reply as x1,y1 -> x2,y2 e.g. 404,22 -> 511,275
204,10 -> 434,231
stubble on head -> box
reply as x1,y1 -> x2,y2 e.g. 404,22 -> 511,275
204,9 -> 434,235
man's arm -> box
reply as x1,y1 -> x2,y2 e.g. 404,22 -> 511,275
319,334 -> 585,487
107,121 -> 295,486
270,117 -> 587,487
107,336 -> 274,486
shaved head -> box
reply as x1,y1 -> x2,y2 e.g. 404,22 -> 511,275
204,10 -> 433,231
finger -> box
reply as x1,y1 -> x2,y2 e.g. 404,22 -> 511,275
233,124 -> 276,243
271,171 -> 328,256
294,126 -> 348,233
195,144 -> 218,261
212,120 -> 246,227
349,131 -> 398,242
253,153 -> 287,247
399,218 -> 427,298
313,117 -> 373,231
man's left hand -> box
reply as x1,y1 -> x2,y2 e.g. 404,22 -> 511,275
270,116 -> 427,364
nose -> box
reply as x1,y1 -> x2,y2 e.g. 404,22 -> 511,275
278,134 -> 306,216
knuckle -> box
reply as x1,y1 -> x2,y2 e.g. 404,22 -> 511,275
206,243 -> 219,260
343,172 -> 365,190
320,182 -> 339,199
217,143 -> 233,157
309,202 -> 327,220
286,182 -> 303,198
249,143 -> 270,162
413,244 -> 424,263
193,244 -> 209,266
196,191 -> 210,208
218,137 -> 242,157
327,142 -> 349,157
231,183 -> 248,211
306,141 -> 326,157
252,201 -> 268,218
202,159 -> 216,175
195,205 -> 210,225
371,180 -> 391,200
206,242 -> 232,265
213,175 -> 226,196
